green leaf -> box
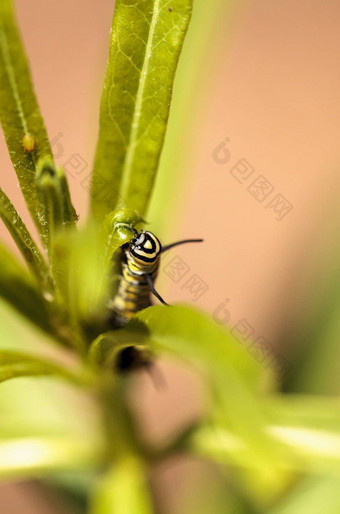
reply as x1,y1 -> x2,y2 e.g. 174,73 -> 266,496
0,298 -> 93,383
190,395 -> 340,479
89,302 -> 264,399
0,350 -> 87,386
262,395 -> 340,475
53,212 -> 143,347
36,158 -> 78,252
99,209 -> 145,305
102,208 -> 144,270
88,330 -> 150,373
148,0 -> 234,232
52,223 -> 113,348
283,257 -> 340,395
90,459 -> 154,514
91,0 -> 193,220
269,476 -> 340,514
110,306 -> 277,461
0,243 -> 52,332
130,305 -> 263,390
0,436 -> 101,480
117,306 -> 308,499
0,187 -> 51,289
0,0 -> 54,234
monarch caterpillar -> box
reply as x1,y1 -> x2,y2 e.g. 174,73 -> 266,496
109,230 -> 203,328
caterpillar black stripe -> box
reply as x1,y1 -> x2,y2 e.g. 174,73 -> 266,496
109,230 -> 202,327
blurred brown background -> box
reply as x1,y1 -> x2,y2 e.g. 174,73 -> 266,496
1,0 -> 340,511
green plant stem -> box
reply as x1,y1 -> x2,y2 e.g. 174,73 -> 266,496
0,187 -> 51,289
0,242 -> 53,332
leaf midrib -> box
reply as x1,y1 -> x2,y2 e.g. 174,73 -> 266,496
118,0 -> 161,198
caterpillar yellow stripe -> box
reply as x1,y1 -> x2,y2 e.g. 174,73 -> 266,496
109,231 -> 162,326
109,230 -> 203,327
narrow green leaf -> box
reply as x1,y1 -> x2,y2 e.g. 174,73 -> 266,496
90,459 -> 154,514
0,436 -> 101,480
91,0 -> 192,220
0,0 -> 54,233
0,187 -> 51,288
36,158 -> 78,252
0,242 -> 52,332
57,166 -> 78,227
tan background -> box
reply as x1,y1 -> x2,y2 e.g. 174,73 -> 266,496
1,0 -> 340,511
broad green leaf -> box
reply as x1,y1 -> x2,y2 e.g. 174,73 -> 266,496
52,223 -> 113,348
0,350 -> 88,386
0,0 -> 54,234
88,330 -> 150,376
117,306 -> 326,499
88,332 -> 125,368
262,394 -> 340,431
0,372 -> 102,445
0,299 -> 93,383
90,459 -> 154,514
190,395 -> 340,482
269,476 -> 340,514
283,251 -> 340,395
112,306 -> 281,469
0,436 -> 101,480
0,187 -> 51,288
130,305 -> 263,390
89,302 -> 264,394
0,307 -> 103,479
0,242 -> 52,332
91,0 -> 193,220
262,395 -> 340,475
174,457 -> 258,514
187,422 -> 295,508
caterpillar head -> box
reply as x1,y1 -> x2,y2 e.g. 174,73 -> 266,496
126,230 -> 162,266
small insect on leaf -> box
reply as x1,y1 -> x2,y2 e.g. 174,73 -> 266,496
22,133 -> 35,152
